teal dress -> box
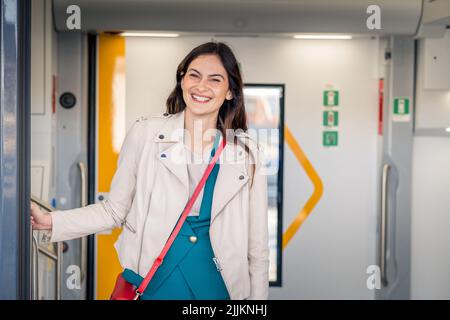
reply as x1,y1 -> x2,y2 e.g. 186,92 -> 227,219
122,132 -> 230,300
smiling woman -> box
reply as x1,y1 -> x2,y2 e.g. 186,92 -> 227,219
31,41 -> 269,300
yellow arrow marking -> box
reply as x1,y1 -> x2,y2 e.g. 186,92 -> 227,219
283,126 -> 323,250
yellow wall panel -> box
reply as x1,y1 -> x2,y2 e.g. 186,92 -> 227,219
96,34 -> 126,300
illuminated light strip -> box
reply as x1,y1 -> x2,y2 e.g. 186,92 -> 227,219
120,32 -> 179,38
293,34 -> 352,40
282,126 -> 323,250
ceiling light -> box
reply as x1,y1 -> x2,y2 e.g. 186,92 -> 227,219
120,32 -> 179,38
293,34 -> 352,40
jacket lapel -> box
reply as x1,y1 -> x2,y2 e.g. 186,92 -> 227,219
210,143 -> 249,224
154,110 -> 189,192
156,142 -> 189,190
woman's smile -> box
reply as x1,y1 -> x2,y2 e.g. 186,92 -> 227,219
191,93 -> 212,104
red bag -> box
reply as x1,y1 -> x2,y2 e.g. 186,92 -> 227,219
110,273 -> 138,300
110,136 -> 226,300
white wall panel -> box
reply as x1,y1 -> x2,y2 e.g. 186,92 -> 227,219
411,31 -> 450,299
125,36 -> 379,299
411,137 -> 450,299
31,0 -> 56,202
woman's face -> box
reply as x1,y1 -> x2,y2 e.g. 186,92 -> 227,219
181,54 -> 233,117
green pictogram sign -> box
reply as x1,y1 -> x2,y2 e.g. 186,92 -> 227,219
394,98 -> 409,115
393,97 -> 411,122
323,90 -> 339,106
323,111 -> 339,127
323,131 -> 338,147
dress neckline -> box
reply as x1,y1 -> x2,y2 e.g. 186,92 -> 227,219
184,131 -> 221,163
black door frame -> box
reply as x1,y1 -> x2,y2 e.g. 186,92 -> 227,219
244,83 -> 285,287
0,0 -> 31,300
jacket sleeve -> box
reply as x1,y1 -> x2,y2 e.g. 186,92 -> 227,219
46,121 -> 143,243
247,145 -> 270,300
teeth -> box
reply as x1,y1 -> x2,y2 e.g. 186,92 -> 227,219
192,94 -> 211,102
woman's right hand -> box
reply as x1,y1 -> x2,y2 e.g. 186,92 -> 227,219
30,201 -> 52,231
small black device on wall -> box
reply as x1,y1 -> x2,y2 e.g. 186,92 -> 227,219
59,92 -> 77,109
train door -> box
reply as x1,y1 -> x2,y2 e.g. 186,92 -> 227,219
0,0 -> 31,300
375,32 -> 450,299
376,37 -> 415,299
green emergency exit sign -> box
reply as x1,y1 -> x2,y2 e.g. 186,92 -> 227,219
393,97 -> 411,122
323,111 -> 339,127
394,98 -> 409,115
323,131 -> 338,147
323,90 -> 339,106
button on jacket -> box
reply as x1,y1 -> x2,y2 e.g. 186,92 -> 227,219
47,109 -> 269,300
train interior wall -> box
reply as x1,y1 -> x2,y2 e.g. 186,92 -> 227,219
28,0 -> 450,299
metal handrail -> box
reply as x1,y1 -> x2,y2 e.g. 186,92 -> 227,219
31,195 -> 54,212
37,246 -> 58,261
32,232 -> 39,300
78,161 -> 88,282
31,195 -> 62,300
380,164 -> 390,286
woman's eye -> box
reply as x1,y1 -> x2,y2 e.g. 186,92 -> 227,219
189,73 -> 199,78
210,78 -> 221,83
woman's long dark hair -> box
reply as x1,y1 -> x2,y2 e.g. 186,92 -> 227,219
166,42 -> 248,139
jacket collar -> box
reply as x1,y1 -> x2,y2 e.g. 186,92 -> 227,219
154,109 -> 250,223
